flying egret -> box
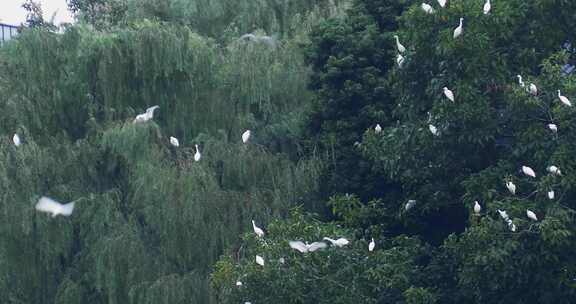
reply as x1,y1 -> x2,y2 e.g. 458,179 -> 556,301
516,75 -> 525,87
483,0 -> 491,14
473,201 -> 481,215
255,255 -> 265,266
289,241 -> 327,253
548,190 -> 555,200
375,124 -> 382,133
421,3 -> 435,14
548,124 -> 558,132
547,165 -> 561,176
368,238 -> 375,252
443,87 -> 455,101
558,90 -> 572,107
169,136 -> 179,147
393,35 -> 406,53
528,83 -> 537,95
194,144 -> 201,162
526,210 -> 538,221
396,54 -> 405,68
506,181 -> 516,195
242,130 -> 251,143
35,196 -> 75,217
522,166 -> 536,178
13,134 -> 21,146
133,105 -> 159,123
429,124 -> 439,136
453,18 -> 464,39
405,199 -> 416,211
252,220 -> 265,238
437,0 -> 446,7
323,237 -> 350,247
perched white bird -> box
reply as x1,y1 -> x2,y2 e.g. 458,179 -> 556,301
506,181 -> 516,195
133,105 -> 159,123
547,190 -> 555,200
375,124 -> 382,133
252,220 -> 265,238
236,281 -> 243,286
558,90 -> 572,107
526,210 -> 538,221
548,124 -> 558,132
169,136 -> 179,147
437,0 -> 446,8
323,237 -> 350,247
368,238 -> 375,252
483,0 -> 491,14
443,87 -> 455,102
393,35 -> 406,53
453,18 -> 464,39
421,3 -> 435,14
194,144 -> 201,162
516,75 -> 525,87
405,199 -> 417,211
547,165 -> 562,176
289,241 -> 327,253
528,83 -> 537,95
35,196 -> 75,217
13,134 -> 21,146
522,166 -> 536,178
429,124 -> 439,136
473,201 -> 481,215
396,54 -> 405,68
255,255 -> 265,266
242,130 -> 251,143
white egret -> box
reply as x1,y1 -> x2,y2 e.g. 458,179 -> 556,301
236,281 -> 243,286
252,220 -> 265,238
242,130 -> 251,143
453,18 -> 464,39
35,196 -> 75,217
375,124 -> 382,133
396,54 -> 405,68
323,237 -> 350,247
437,0 -> 446,8
547,190 -> 555,200
516,75 -> 525,87
526,210 -> 538,221
443,87 -> 455,102
405,199 -> 417,211
506,181 -> 516,195
473,201 -> 481,215
368,238 -> 375,252
483,0 -> 491,14
558,90 -> 572,107
13,134 -> 21,146
548,124 -> 558,132
279,257 -> 285,264
194,144 -> 201,162
429,124 -> 439,136
522,166 -> 536,178
421,3 -> 435,14
528,83 -> 537,95
133,105 -> 159,123
393,35 -> 406,53
169,136 -> 179,147
289,241 -> 327,253
255,255 -> 265,266
547,165 -> 561,176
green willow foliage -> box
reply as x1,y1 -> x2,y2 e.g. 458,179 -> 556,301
0,1 -> 347,302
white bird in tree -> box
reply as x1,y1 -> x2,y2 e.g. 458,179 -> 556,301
133,105 -> 159,123
289,241 -> 327,253
497,209 -> 509,220
453,18 -> 464,39
522,166 -> 536,178
473,201 -> 481,215
35,196 -> 75,217
13,134 -> 21,146
393,35 -> 406,53
323,237 -> 350,247
547,165 -> 562,176
169,136 -> 179,147
483,0 -> 491,14
429,124 -> 439,136
252,220 -> 265,238
396,54 -> 405,68
405,199 -> 417,211
242,130 -> 251,143
548,190 -> 555,200
558,90 -> 572,107
547,124 -> 558,132
421,3 -> 435,14
194,144 -> 201,162
516,75 -> 525,87
368,238 -> 375,252
506,181 -> 516,195
255,255 -> 265,266
526,210 -> 538,221
375,124 -> 382,133
528,83 -> 538,95
437,0 -> 446,8
236,281 -> 243,286
443,87 -> 455,102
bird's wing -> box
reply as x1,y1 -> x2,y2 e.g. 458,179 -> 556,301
336,238 -> 350,245
60,202 -> 75,216
308,242 -> 327,252
35,196 -> 61,214
289,241 -> 308,253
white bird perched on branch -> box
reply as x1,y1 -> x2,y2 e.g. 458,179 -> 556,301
323,237 -> 350,247
548,190 -> 555,200
169,136 -> 179,147
437,0 -> 446,8
255,255 -> 265,266
522,166 -> 536,178
453,18 -> 464,39
473,201 -> 481,215
558,90 -> 572,107
194,144 -> 201,162
393,35 -> 406,53
289,241 -> 327,253
483,0 -> 491,14
35,196 -> 75,217
133,105 -> 159,123
506,181 -> 516,195
421,3 -> 435,14
242,130 -> 251,143
429,124 -> 439,136
547,165 -> 562,176
516,75 -> 525,87
548,124 -> 558,132
528,83 -> 537,95
526,210 -> 538,221
375,124 -> 382,133
443,87 -> 454,102
368,238 -> 375,252
405,199 -> 417,211
252,220 -> 265,238
13,134 -> 21,146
